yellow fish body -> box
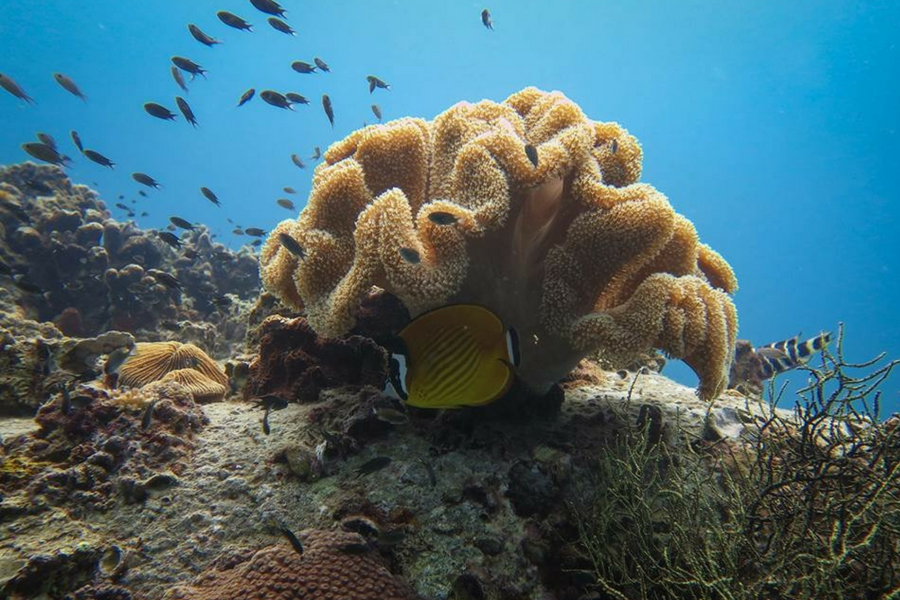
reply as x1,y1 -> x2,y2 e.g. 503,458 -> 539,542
387,304 -> 520,409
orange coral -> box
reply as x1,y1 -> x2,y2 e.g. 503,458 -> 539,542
164,529 -> 419,600
260,87 -> 738,399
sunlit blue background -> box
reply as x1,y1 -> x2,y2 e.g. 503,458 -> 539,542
1,0 -> 898,411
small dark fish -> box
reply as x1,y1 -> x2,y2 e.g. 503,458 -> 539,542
314,57 -> 330,73
279,527 -> 303,556
427,211 -> 457,226
13,276 -> 44,295
144,102 -> 177,121
399,247 -> 420,264
69,394 -> 94,410
267,17 -> 294,35
200,187 -> 220,206
373,406 -> 408,425
610,139 -> 618,154
158,231 -> 181,248
245,227 -> 266,237
237,88 -> 255,107
278,233 -> 305,257
419,458 -> 437,488
188,23 -> 221,47
70,130 -> 84,153
148,269 -> 182,290
336,541 -> 370,554
21,142 -> 68,166
118,194 -> 125,200
481,9 -> 493,30
251,239 -> 262,247
291,154 -> 305,169
276,198 -> 295,210
253,394 -> 289,411
53,72 -> 87,101
169,216 -> 194,231
260,90 -> 293,110
251,0 -> 286,16
284,92 -> 308,105
36,133 -> 57,150
524,144 -> 538,167
170,66 -> 189,94
262,408 -> 271,435
103,346 -> 133,376
176,97 -> 198,127
232,228 -> 244,235
115,202 -> 131,211
132,173 -> 161,188
211,295 -> 232,308
283,187 -> 297,194
140,211 -> 149,217
356,456 -> 392,477
322,94 -> 334,127
142,399 -> 159,430
371,104 -> 382,121
291,61 -> 316,74
83,149 -> 115,169
171,56 -> 207,79
217,11 -> 253,31
0,73 -> 35,104
138,190 -> 148,197
366,75 -> 390,93
310,146 -> 321,160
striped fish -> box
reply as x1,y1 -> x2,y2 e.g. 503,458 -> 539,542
756,332 -> 832,377
386,304 -> 520,409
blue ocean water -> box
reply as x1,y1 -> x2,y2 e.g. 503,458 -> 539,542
1,0 -> 897,410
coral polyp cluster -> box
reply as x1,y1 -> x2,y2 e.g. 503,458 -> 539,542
261,87 -> 737,398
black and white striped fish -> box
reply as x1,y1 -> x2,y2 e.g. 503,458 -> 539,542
756,332 -> 832,377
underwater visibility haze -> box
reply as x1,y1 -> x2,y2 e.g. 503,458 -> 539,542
1,0 -> 900,598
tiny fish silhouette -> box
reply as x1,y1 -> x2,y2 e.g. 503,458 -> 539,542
237,88 -> 255,107
291,61 -> 316,74
0,73 -> 35,104
70,130 -> 84,153
132,173 -> 161,188
280,527 -> 303,556
200,187 -> 220,206
278,233 -> 305,257
36,133 -> 57,150
84,149 -> 115,169
285,92 -> 308,105
217,11 -> 253,31
53,73 -> 87,101
283,187 -> 296,194
277,198 -> 295,210
171,66 -> 189,93
291,154 -> 305,169
524,144 -> 538,167
399,247 -> 420,264
355,456 -> 392,477
310,146 -> 321,160
176,96 -> 198,127
148,269 -> 182,290
169,216 -> 194,230
21,142 -> 68,166
171,56 -> 207,79
267,16 -> 294,35
371,104 -> 382,121
314,57 -> 330,72
244,227 -> 266,236
188,23 -> 221,46
481,9 -> 493,30
366,75 -> 390,93
250,0 -> 286,17
260,90 -> 293,110
322,94 -> 334,127
144,102 -> 177,121
158,231 -> 181,248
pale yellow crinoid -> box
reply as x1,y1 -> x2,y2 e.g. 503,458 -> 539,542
260,87 -> 738,400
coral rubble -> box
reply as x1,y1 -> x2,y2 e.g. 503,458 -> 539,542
260,87 -> 737,399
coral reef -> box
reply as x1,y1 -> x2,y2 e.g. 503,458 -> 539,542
117,341 -> 229,402
247,315 -> 387,402
165,530 -> 420,600
0,162 -> 259,361
260,87 -> 737,399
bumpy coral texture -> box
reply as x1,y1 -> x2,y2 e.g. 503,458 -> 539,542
260,87 -> 738,399
164,529 -> 419,600
118,342 -> 228,402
